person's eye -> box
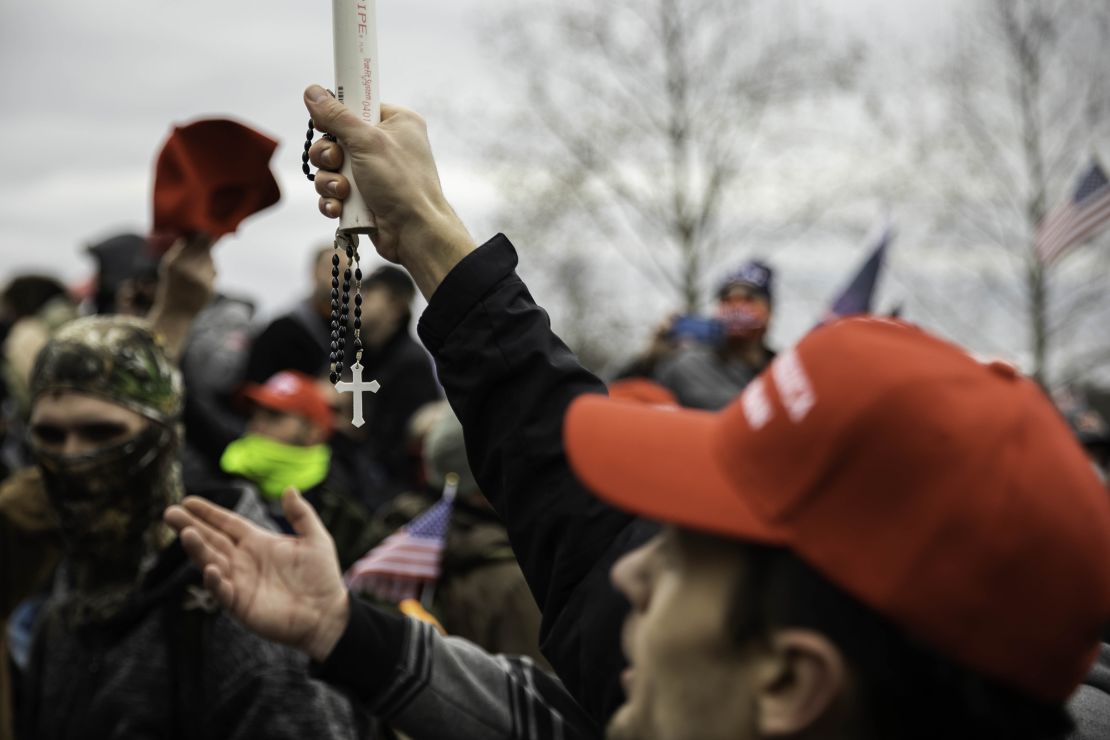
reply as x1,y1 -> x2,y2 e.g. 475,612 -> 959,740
80,424 -> 130,442
30,425 -> 66,446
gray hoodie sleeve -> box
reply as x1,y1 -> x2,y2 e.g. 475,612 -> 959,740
316,596 -> 600,740
1069,644 -> 1110,740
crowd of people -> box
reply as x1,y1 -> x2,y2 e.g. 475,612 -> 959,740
1,86 -> 1109,740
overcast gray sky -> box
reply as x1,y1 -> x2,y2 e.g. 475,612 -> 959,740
0,0 -> 516,313
0,0 -> 957,311
9,0 -> 1106,383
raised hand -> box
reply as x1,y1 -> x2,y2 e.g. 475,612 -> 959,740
164,488 -> 350,662
148,232 -> 218,362
302,86 -> 476,299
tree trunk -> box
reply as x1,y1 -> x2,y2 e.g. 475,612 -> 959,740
1028,260 -> 1048,386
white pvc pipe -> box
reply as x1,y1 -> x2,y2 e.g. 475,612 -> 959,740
332,0 -> 380,235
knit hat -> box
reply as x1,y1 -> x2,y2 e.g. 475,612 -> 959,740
30,315 -> 182,424
717,260 -> 774,304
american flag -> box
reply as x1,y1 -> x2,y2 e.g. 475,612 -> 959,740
1035,160 -> 1110,265
344,476 -> 457,603
817,226 -> 892,327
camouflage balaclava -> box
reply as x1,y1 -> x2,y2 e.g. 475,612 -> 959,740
29,316 -> 183,622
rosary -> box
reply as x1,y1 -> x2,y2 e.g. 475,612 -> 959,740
304,116 -> 380,429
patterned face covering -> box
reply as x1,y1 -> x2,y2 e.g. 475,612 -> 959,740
714,302 -> 770,340
34,424 -> 179,554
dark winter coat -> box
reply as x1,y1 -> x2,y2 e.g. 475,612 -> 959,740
416,235 -> 659,725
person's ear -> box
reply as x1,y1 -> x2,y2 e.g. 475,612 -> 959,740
752,629 -> 847,735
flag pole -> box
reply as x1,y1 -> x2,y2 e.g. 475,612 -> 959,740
420,473 -> 459,610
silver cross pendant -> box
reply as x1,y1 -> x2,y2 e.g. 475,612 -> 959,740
334,361 -> 381,428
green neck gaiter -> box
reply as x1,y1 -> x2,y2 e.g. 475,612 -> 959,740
220,434 -> 331,499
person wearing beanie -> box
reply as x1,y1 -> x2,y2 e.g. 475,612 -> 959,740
652,259 -> 777,410
10,315 -> 366,740
220,369 -> 376,569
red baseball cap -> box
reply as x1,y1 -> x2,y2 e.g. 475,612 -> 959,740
242,371 -> 332,439
151,118 -> 281,253
607,378 -> 678,407
565,317 -> 1110,702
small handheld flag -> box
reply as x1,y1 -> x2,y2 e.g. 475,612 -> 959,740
818,226 -> 892,327
344,473 -> 458,603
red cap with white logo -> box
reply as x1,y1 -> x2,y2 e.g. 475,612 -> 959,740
243,370 -> 332,438
565,317 -> 1110,702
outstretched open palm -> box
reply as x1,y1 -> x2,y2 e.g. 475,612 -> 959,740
164,489 -> 350,662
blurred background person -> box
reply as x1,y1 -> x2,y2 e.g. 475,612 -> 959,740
220,369 -> 376,569
247,252 -> 441,505
653,259 -> 776,410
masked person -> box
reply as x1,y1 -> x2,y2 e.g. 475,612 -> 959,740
15,315 -> 366,740
652,260 -> 776,410
220,369 -> 376,569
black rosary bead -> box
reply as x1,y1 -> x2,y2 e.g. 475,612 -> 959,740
324,231 -> 366,384
303,119 -> 317,182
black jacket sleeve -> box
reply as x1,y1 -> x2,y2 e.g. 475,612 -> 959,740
417,235 -> 659,724
318,596 -> 598,739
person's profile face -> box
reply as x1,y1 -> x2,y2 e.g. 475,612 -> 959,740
606,527 -> 761,740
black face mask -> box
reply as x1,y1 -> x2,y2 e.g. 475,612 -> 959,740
34,424 -> 179,555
